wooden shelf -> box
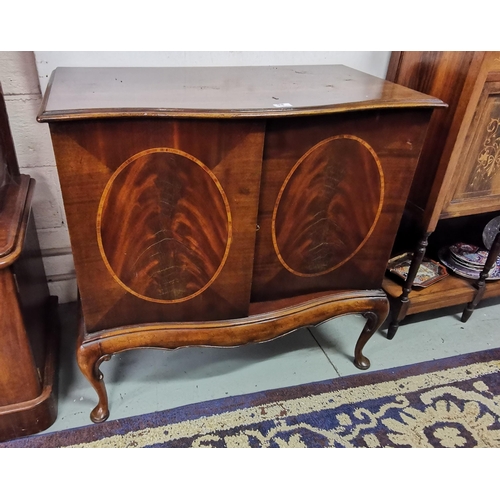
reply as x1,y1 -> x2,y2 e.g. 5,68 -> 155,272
385,52 -> 500,331
383,274 -> 500,316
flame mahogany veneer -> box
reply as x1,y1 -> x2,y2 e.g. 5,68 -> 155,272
39,65 -> 444,423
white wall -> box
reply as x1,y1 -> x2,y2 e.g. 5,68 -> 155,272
35,51 -> 391,94
0,51 -> 77,303
3,51 -> 391,303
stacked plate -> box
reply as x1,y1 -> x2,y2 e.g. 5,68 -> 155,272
438,242 -> 500,280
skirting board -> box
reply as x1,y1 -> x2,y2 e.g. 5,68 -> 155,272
48,275 -> 77,303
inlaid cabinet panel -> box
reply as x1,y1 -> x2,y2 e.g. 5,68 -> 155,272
50,119 -> 265,332
445,80 -> 500,214
251,109 -> 433,302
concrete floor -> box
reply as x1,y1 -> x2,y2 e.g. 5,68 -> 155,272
45,296 -> 500,434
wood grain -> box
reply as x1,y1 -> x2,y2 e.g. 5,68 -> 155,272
0,87 -> 57,440
37,66 -> 445,122
444,80 -> 500,213
98,148 -> 231,303
273,135 -> 383,277
434,53 -> 500,225
0,268 -> 41,405
0,182 -> 51,406
384,51 -> 500,334
0,175 -> 30,266
386,51 -> 479,227
462,95 -> 500,195
41,65 -> 442,422
77,290 -> 389,422
0,296 -> 58,442
251,109 -> 433,302
50,118 -> 265,332
382,274 -> 500,315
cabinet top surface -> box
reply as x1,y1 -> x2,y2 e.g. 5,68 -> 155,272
37,65 -> 445,122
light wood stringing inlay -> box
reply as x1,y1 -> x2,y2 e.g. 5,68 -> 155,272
96,148 -> 232,303
272,135 -> 384,277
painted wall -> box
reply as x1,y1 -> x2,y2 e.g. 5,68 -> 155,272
0,51 -> 76,302
2,51 -> 391,303
35,51 -> 391,93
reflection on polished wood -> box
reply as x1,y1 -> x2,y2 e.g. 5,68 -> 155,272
39,65 -> 445,121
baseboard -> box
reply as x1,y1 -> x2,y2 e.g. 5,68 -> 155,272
47,275 -> 77,303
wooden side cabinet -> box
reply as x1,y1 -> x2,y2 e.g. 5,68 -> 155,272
383,51 -> 500,337
0,85 -> 58,442
38,65 -> 443,423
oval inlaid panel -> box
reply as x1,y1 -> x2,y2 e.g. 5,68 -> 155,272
273,135 -> 384,277
97,148 -> 231,303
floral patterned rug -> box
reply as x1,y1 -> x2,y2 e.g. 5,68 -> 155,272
3,347 -> 500,448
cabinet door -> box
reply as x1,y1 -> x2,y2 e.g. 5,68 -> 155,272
444,77 -> 500,216
50,119 -> 265,332
251,109 -> 432,302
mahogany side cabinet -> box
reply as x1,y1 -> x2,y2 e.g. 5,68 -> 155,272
38,65 -> 444,423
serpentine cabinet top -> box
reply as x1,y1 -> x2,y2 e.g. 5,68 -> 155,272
37,65 -> 446,122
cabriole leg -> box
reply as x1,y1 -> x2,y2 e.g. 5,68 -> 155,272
353,297 -> 389,370
76,311 -> 112,423
77,343 -> 112,424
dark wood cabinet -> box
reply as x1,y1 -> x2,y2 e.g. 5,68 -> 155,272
38,65 -> 443,423
383,51 -> 500,337
0,84 -> 58,441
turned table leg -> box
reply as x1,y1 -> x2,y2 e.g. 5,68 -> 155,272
461,231 -> 500,323
387,232 -> 431,340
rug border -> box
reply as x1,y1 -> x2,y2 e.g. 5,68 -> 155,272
3,346 -> 500,448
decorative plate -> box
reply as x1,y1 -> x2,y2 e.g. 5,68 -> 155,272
438,248 -> 500,281
387,252 -> 448,287
449,253 -> 484,271
483,215 -> 500,250
449,242 -> 500,270
449,243 -> 490,266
